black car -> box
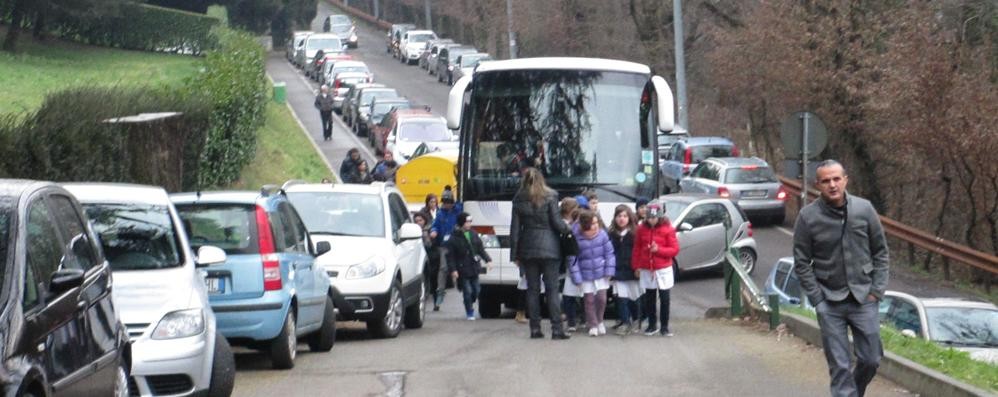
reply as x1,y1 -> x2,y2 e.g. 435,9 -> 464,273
0,180 -> 130,397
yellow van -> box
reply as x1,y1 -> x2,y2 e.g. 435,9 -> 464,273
396,150 -> 458,205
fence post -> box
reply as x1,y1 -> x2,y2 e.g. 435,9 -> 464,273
730,274 -> 742,317
769,294 -> 780,330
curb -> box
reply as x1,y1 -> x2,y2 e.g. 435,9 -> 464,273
782,312 -> 995,397
264,73 -> 338,181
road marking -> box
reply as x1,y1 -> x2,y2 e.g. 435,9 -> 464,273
378,371 -> 406,397
776,226 -> 794,237
266,73 -> 338,180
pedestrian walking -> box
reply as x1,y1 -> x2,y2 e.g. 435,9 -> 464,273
567,210 -> 615,337
510,167 -> 571,340
314,85 -> 335,141
793,160 -> 889,397
339,148 -> 361,181
559,197 -> 583,332
420,193 -> 438,225
609,205 -> 642,335
430,186 -> 462,308
446,213 -> 493,320
347,160 -> 374,184
632,200 -> 679,337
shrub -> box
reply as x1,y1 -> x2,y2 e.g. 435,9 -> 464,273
47,3 -> 219,55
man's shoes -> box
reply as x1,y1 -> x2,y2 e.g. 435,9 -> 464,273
551,332 -> 570,340
530,330 -> 545,339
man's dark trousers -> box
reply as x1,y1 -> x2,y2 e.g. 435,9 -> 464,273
816,296 -> 882,397
320,110 -> 333,140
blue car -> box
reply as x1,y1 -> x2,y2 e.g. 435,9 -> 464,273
763,256 -> 814,309
172,188 -> 338,369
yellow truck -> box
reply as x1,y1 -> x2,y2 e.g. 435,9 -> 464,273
396,150 -> 457,207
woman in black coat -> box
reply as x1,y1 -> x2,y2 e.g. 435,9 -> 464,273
510,168 -> 571,340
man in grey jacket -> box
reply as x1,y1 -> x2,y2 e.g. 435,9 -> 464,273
314,85 -> 336,141
793,160 -> 889,397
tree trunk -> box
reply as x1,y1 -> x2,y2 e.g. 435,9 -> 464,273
2,0 -> 29,52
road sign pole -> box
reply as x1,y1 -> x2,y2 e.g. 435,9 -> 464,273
800,113 -> 810,203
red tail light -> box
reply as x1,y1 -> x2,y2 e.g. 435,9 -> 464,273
684,148 -> 692,164
777,186 -> 788,200
747,222 -> 754,237
255,206 -> 282,291
732,145 -> 740,157
470,226 -> 495,235
718,186 -> 731,198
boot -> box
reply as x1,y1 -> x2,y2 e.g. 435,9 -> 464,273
515,310 -> 527,324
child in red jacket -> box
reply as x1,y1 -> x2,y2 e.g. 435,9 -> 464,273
631,200 -> 680,336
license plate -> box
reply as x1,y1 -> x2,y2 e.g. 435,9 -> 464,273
742,190 -> 767,198
205,277 -> 224,294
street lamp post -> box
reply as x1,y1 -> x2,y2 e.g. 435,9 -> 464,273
673,0 -> 689,131
506,0 -> 517,59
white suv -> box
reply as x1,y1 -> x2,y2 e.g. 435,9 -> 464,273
400,30 -> 437,65
284,182 -> 426,338
65,183 -> 235,397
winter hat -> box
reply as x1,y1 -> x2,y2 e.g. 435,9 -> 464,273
646,199 -> 665,219
457,212 -> 472,226
574,194 -> 590,210
441,185 -> 455,204
635,196 -> 650,208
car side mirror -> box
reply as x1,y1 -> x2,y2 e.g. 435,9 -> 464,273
49,268 -> 85,295
901,329 -> 918,338
399,223 -> 423,241
678,222 -> 693,232
196,245 -> 227,267
315,241 -> 331,256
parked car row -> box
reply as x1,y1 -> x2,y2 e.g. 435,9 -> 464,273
386,24 -> 493,86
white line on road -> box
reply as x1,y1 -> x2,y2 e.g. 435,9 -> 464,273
776,226 -> 794,237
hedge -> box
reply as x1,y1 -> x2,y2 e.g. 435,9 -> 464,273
47,3 -> 219,55
183,25 -> 268,188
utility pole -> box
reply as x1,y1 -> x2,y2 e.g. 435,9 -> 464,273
506,0 -> 517,58
424,0 -> 432,31
673,0 -> 689,131
373,0 -> 380,20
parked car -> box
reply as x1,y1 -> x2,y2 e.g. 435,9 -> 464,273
341,83 -> 385,128
283,182 -> 427,338
657,126 -> 690,157
436,46 -> 477,84
0,180 -> 130,396
361,97 -> 412,142
286,31 -> 313,62
321,60 -> 371,88
451,52 -> 491,84
680,157 -> 788,225
295,33 -> 346,69
323,14 -> 358,48
386,23 -> 416,56
764,256 -> 807,306
384,112 -> 456,165
659,193 -> 758,275
171,187 -> 338,369
331,72 -> 374,114
65,183 -> 236,397
307,49 -> 350,81
879,291 -> 998,364
420,39 -> 454,71
349,87 -> 400,136
660,136 -> 739,194
399,30 -> 437,65
427,43 -> 460,75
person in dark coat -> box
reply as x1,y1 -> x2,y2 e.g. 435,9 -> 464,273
314,85 -> 336,141
339,148 -> 362,182
446,213 -> 492,320
608,205 -> 641,335
510,167 -> 571,340
347,160 -> 374,184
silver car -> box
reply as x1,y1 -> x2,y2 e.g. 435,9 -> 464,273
286,31 -> 313,62
65,184 -> 235,397
295,33 -> 345,69
879,291 -> 998,365
451,53 -> 491,84
660,193 -> 758,274
420,39 -> 454,70
680,157 -> 788,225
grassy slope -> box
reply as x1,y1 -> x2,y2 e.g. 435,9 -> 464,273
782,306 -> 997,391
0,29 -> 200,115
226,102 -> 334,189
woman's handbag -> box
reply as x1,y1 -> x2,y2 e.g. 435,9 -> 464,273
559,232 -> 579,257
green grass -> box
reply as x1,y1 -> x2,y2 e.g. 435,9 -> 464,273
227,102 -> 334,190
782,305 -> 998,392
0,29 -> 201,115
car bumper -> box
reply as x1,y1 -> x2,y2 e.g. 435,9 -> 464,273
211,292 -> 290,342
736,199 -> 786,216
130,330 -> 214,396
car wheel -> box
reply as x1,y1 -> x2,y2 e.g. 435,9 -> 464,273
269,310 -> 296,369
114,357 -> 129,397
308,296 -> 337,352
478,290 -> 501,319
206,332 -> 235,397
367,281 -> 403,338
738,248 -> 757,275
403,277 -> 426,329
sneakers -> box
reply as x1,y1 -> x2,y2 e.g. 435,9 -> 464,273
662,331 -> 674,337
515,311 -> 527,324
551,333 -> 570,340
597,323 -> 607,335
631,323 -> 643,334
615,323 -> 631,336
566,325 -> 577,333
530,330 -> 545,339
588,328 -> 599,337
466,310 -> 476,320
644,326 -> 660,336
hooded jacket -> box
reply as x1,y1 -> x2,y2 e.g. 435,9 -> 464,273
567,225 -> 616,284
631,220 -> 679,271
445,228 -> 492,278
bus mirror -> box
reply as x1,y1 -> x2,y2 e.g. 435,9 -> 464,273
447,75 -> 472,129
651,75 -> 675,133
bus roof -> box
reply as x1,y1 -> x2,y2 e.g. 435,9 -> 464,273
475,57 -> 650,75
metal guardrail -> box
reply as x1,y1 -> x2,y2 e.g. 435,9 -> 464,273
778,176 -> 998,277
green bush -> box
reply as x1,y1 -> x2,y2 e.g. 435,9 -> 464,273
184,25 -> 268,188
48,3 -> 219,55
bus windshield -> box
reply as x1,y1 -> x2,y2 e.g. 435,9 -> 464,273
462,69 -> 656,201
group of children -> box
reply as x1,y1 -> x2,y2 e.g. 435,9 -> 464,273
561,194 -> 680,337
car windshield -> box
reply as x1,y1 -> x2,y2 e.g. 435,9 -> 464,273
360,89 -> 399,105
399,121 -> 450,142
448,49 -> 474,61
0,198 -> 12,287
83,203 -> 183,271
689,145 -> 733,163
307,38 -> 342,51
373,102 -> 410,117
334,66 -> 369,74
328,15 -> 351,25
175,204 -> 258,255
409,33 -> 434,43
926,307 -> 998,347
725,167 -> 777,184
460,55 -> 490,67
331,25 -> 352,35
286,192 -> 385,238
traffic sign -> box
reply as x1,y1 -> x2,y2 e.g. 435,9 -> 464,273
780,111 -> 828,160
